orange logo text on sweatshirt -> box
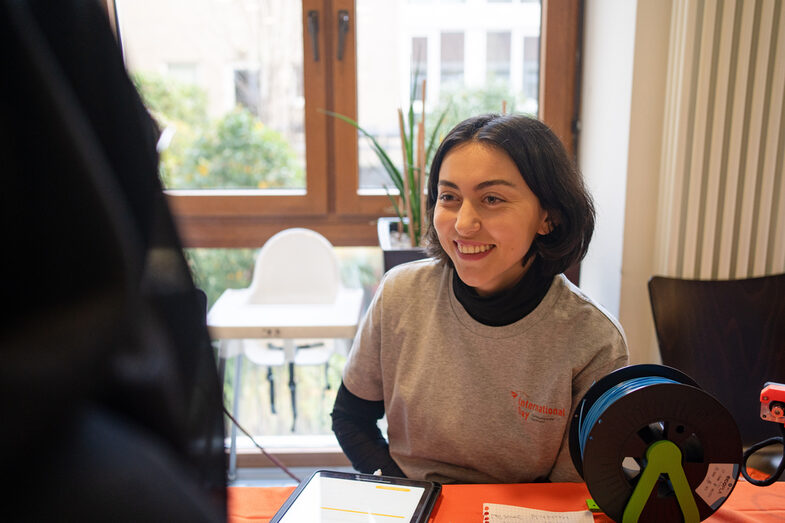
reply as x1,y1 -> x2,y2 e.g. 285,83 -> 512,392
511,390 -> 566,422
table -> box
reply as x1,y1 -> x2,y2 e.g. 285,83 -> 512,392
208,286 -> 365,341
227,480 -> 785,522
207,286 -> 365,478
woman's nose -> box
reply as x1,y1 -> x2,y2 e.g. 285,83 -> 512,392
455,202 -> 481,235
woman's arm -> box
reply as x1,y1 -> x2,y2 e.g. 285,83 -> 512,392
331,382 -> 405,477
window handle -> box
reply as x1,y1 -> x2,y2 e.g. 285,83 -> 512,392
307,10 -> 319,62
337,10 -> 349,61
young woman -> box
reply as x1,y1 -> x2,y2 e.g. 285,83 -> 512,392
332,114 -> 629,484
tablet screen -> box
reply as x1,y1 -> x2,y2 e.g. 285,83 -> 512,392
272,470 -> 439,522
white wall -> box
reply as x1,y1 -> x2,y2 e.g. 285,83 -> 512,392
580,0 -> 674,364
618,0 -> 673,364
577,0 -> 638,319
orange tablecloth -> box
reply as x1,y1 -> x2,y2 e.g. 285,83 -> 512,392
228,480 -> 785,522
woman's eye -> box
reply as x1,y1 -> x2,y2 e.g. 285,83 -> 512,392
438,193 -> 456,202
484,195 -> 504,205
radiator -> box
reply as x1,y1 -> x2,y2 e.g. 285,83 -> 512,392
656,0 -> 785,280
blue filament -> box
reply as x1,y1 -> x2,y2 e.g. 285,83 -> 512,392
578,376 -> 680,459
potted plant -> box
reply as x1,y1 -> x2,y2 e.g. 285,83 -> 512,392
376,216 -> 424,272
326,77 -> 448,271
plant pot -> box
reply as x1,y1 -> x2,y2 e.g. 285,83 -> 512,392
377,217 -> 427,273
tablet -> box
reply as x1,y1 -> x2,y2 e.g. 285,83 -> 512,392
270,469 -> 442,523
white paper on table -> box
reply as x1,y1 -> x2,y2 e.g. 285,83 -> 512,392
482,503 -> 594,522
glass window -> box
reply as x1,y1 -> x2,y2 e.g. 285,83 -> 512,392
234,69 -> 261,116
112,0 -> 567,251
486,31 -> 512,84
411,37 -> 428,101
354,0 -> 541,192
116,0 -> 306,192
523,35 -> 540,113
440,32 -> 465,87
167,62 -> 198,85
188,246 -> 383,438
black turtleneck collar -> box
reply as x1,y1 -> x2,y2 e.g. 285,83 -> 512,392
452,258 -> 554,326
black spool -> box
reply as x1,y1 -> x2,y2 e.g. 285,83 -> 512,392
569,364 -> 743,522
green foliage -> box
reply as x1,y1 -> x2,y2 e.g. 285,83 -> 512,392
132,72 -> 207,127
132,72 -> 208,187
131,73 -> 304,190
435,80 -> 532,134
181,108 -> 304,189
184,248 -> 256,308
324,85 -> 448,247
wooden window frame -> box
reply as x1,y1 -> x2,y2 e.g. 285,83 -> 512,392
164,0 -> 581,249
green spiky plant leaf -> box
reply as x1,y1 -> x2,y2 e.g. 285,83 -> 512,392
323,71 -> 448,247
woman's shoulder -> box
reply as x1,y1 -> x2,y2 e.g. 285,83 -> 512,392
383,257 -> 443,282
550,275 -> 627,345
378,258 -> 446,297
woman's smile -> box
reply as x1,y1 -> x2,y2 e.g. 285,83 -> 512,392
454,240 -> 496,256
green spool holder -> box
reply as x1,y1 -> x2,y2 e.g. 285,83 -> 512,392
622,440 -> 699,523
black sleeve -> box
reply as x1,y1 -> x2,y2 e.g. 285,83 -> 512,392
331,382 -> 405,477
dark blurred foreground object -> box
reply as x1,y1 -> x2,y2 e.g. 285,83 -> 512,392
1,0 -> 226,520
648,274 -> 785,448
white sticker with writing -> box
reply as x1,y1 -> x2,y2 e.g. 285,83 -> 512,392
483,503 -> 593,523
695,463 -> 737,509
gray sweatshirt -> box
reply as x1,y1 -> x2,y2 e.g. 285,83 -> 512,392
343,259 -> 629,484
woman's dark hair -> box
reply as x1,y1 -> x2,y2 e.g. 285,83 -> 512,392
424,113 -> 595,278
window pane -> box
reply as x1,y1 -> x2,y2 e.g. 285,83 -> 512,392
487,32 -> 512,84
411,37 -> 428,101
440,32 -> 465,87
115,0 -> 306,191
523,35 -> 540,109
355,0 -> 541,191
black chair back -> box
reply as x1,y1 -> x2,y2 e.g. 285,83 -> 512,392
648,274 -> 785,447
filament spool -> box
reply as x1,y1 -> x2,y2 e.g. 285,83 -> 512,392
569,365 -> 742,522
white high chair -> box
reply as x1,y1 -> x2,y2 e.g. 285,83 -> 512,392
207,228 -> 364,477
243,228 -> 341,428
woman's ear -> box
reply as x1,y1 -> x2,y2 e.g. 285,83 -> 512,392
537,213 -> 553,235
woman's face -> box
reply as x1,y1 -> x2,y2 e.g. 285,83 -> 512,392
433,142 -> 550,296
